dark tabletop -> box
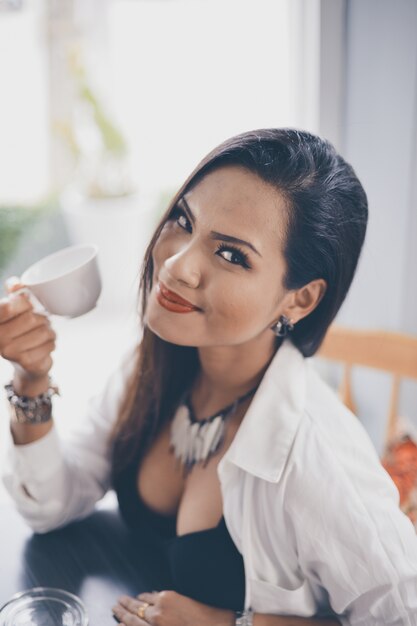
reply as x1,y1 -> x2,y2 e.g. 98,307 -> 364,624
0,499 -> 172,625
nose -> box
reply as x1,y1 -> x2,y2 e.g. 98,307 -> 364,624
164,242 -> 201,289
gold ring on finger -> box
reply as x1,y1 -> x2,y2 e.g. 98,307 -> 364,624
137,602 -> 150,620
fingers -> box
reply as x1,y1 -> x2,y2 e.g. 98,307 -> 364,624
112,592 -> 163,626
5,276 -> 25,293
0,298 -> 56,378
0,291 -> 32,324
0,309 -> 54,351
7,322 -> 56,354
16,354 -> 54,379
112,601 -> 148,626
15,343 -> 55,372
137,592 -> 160,604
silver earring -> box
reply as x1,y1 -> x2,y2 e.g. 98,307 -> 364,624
271,315 -> 294,337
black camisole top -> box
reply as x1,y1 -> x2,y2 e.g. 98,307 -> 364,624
114,450 -> 246,611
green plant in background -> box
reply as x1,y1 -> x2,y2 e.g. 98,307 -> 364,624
54,45 -> 134,200
80,82 -> 127,158
0,200 -> 54,273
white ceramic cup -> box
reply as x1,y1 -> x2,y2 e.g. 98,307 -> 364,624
12,244 -> 102,318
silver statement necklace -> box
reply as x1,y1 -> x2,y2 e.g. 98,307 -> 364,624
169,384 -> 259,472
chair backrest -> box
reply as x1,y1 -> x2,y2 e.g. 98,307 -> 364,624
318,326 -> 417,448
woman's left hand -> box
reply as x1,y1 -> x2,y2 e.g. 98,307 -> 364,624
112,590 -> 235,626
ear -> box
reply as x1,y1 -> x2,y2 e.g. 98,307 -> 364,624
283,279 -> 327,324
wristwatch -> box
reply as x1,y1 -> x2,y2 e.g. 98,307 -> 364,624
4,378 -> 60,424
235,609 -> 254,626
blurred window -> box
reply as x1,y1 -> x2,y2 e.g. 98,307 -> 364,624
108,0 -> 297,196
0,0 -> 49,204
0,0 -> 299,203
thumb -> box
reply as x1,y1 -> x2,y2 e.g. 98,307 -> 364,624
5,276 -> 25,294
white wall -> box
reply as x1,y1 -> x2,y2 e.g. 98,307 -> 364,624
325,0 -> 417,451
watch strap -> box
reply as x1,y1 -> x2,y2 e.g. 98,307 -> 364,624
235,609 -> 254,626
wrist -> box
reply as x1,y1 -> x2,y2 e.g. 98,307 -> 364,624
7,376 -> 57,444
5,376 -> 59,429
209,607 -> 235,626
10,419 -> 53,445
13,371 -> 51,397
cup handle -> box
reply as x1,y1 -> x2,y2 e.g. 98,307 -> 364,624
9,286 -> 50,317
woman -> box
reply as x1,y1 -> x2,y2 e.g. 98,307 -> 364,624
1,129 -> 417,626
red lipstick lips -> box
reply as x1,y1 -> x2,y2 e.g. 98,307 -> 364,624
156,281 -> 200,313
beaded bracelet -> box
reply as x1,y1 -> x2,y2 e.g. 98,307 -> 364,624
4,378 -> 60,424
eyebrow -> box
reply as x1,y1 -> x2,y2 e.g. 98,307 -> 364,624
178,197 -> 262,257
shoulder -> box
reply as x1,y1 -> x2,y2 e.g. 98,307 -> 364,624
299,360 -> 380,461
283,361 -> 400,514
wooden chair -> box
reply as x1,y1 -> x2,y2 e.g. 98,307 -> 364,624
318,326 -> 417,449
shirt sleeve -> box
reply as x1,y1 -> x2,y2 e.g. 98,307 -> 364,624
1,345 -> 138,534
285,423 -> 417,625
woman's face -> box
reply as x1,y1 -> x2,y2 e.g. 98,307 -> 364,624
145,165 -> 291,348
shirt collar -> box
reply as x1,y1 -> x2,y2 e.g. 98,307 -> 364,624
223,338 -> 307,483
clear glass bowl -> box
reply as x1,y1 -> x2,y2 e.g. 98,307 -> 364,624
0,587 -> 88,626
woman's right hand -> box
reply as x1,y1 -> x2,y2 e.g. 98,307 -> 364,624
0,277 -> 57,384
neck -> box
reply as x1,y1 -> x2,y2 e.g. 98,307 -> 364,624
194,331 -> 281,405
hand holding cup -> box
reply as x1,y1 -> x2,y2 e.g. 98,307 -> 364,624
0,243 -> 101,387
0,278 -> 57,383
15,243 -> 102,318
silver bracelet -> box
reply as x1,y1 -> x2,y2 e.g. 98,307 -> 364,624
4,378 -> 60,424
235,609 -> 253,626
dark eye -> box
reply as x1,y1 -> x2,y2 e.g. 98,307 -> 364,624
216,243 -> 251,269
170,207 -> 192,233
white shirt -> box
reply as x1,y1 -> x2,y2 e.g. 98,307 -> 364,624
2,339 -> 417,624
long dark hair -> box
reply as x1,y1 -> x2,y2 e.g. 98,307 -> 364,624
111,128 -> 368,479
